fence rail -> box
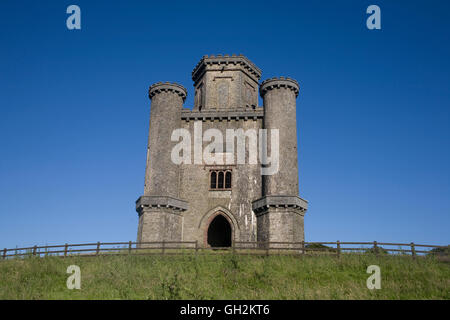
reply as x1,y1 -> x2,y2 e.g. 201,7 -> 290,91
1,240 -> 448,260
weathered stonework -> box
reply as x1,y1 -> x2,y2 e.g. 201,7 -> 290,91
252,195 -> 307,247
192,54 -> 261,110
135,55 -> 308,247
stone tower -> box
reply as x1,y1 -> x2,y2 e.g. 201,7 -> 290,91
252,78 -> 308,246
135,54 -> 308,247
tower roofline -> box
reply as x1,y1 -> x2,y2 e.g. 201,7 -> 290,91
191,54 -> 262,83
148,82 -> 187,101
260,76 -> 299,98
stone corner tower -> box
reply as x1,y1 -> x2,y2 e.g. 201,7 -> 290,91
134,55 -> 308,247
135,82 -> 189,243
251,77 -> 308,246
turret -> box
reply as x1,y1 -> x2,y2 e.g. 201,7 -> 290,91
135,82 -> 188,244
252,76 -> 308,246
260,77 -> 300,196
144,82 -> 186,197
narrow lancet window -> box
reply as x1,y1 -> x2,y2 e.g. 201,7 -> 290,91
210,171 -> 217,189
225,171 -> 232,189
218,171 -> 224,189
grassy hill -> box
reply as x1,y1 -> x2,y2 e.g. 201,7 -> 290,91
0,253 -> 448,299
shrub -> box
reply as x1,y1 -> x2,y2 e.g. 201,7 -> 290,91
428,245 -> 450,257
305,243 -> 336,253
365,246 -> 389,255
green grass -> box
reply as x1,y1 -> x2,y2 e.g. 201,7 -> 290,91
0,253 -> 448,299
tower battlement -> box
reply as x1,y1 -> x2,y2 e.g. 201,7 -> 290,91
192,54 -> 262,83
260,77 -> 300,97
191,54 -> 262,111
149,82 -> 187,101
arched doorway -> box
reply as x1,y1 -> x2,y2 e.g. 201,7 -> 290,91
207,214 -> 232,247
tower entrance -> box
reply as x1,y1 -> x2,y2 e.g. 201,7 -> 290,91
207,214 -> 232,247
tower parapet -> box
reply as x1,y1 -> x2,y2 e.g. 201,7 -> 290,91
148,82 -> 187,101
259,77 -> 299,97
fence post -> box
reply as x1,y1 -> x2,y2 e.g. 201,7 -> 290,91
301,241 -> 304,255
162,241 -> 165,255
195,240 -> 198,255
3,248 -> 6,260
33,245 -> 37,256
373,241 -> 378,256
96,242 -> 100,256
411,242 -> 416,259
266,241 -> 270,256
232,240 -> 235,255
64,243 -> 68,257
336,240 -> 341,258
128,241 -> 132,254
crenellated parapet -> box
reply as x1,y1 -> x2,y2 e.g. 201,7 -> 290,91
191,54 -> 262,110
181,107 -> 264,122
192,54 -> 262,84
259,77 -> 299,98
149,82 -> 187,102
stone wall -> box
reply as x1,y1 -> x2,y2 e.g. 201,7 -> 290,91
179,116 -> 263,246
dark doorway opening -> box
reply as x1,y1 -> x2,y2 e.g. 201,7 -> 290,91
207,214 -> 232,247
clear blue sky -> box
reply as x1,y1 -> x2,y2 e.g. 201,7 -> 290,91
0,0 -> 449,249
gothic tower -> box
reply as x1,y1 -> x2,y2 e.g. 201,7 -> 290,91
135,55 -> 308,247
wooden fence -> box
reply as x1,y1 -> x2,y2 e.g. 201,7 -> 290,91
1,241 -> 448,260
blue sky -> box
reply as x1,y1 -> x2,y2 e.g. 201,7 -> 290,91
0,0 -> 449,249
